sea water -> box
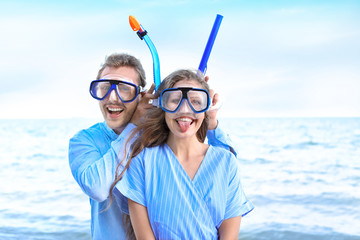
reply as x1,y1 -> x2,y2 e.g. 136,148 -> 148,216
0,118 -> 359,240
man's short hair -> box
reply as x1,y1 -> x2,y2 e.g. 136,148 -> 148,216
97,53 -> 146,88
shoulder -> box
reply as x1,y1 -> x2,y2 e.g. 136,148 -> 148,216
130,145 -> 166,168
70,122 -> 104,141
134,145 -> 165,159
68,123 -> 112,151
208,145 -> 239,168
80,122 -> 105,136
209,145 -> 236,160
127,145 -> 165,178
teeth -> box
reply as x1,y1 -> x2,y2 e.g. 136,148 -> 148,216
176,118 -> 192,122
108,107 -> 123,112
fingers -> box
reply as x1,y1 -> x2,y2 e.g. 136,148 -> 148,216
212,93 -> 219,106
132,84 -> 156,125
204,75 -> 210,83
140,83 -> 156,97
147,83 -> 155,94
205,76 -> 217,105
139,84 -> 156,109
209,89 -> 220,107
140,84 -> 156,101
209,89 -> 215,98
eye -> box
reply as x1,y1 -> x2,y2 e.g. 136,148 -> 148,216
97,83 -> 110,92
191,98 -> 202,106
170,97 -> 181,103
101,86 -> 110,91
118,85 -> 131,92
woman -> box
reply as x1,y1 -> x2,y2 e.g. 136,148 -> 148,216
110,69 -> 253,239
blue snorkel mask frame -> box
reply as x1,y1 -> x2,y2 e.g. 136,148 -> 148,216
152,87 -> 211,114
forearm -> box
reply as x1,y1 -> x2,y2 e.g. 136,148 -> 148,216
70,145 -> 123,202
218,216 -> 242,240
128,199 -> 155,240
78,152 -> 123,202
69,124 -> 135,202
207,121 -> 238,156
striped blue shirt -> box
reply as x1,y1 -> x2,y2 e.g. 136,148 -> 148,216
69,121 -> 238,240
116,144 -> 254,239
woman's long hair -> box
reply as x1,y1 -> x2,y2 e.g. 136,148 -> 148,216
108,69 -> 210,239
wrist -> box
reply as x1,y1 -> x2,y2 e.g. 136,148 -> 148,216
208,119 -> 218,130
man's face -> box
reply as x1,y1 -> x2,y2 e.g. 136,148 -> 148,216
99,66 -> 140,134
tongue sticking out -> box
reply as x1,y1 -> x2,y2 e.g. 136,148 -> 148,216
178,121 -> 191,132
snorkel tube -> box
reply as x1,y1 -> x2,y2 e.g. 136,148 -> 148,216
198,14 -> 223,75
129,15 -> 161,91
198,14 -> 224,111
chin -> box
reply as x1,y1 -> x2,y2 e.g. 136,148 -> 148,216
105,119 -> 125,132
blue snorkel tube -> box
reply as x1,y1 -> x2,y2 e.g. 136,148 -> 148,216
198,14 -> 224,111
198,14 -> 223,75
129,15 -> 161,91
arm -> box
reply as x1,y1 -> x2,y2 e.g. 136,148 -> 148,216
115,150 -> 155,238
128,199 -> 155,240
223,154 -> 254,232
207,121 -> 238,156
130,83 -> 156,126
68,123 -> 135,202
205,76 -> 238,156
218,216 -> 242,240
68,86 -> 154,202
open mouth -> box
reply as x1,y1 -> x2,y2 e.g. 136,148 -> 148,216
107,106 -> 124,117
176,117 -> 194,132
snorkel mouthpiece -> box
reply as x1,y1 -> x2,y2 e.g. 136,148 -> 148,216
129,15 -> 161,91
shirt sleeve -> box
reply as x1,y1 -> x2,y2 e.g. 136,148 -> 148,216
224,155 -> 254,219
115,153 -> 146,215
207,120 -> 238,157
68,123 -> 136,202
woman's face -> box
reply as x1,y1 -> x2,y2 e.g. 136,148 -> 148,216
165,79 -> 206,140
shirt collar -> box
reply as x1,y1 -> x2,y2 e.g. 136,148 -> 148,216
101,121 -> 119,140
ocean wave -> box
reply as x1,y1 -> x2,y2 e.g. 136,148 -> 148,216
2,118 -> 359,240
283,141 -> 333,150
0,226 -> 90,240
251,192 -> 360,207
240,223 -> 360,240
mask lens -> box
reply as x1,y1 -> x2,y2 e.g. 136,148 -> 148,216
90,81 -> 111,99
159,88 -> 209,113
90,80 -> 138,102
116,82 -> 137,101
188,90 -> 208,112
161,90 -> 182,112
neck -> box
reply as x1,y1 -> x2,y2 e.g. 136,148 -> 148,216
113,126 -> 125,135
166,134 -> 206,160
166,133 -> 209,181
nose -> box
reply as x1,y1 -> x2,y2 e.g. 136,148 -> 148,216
108,89 -> 120,102
177,99 -> 192,113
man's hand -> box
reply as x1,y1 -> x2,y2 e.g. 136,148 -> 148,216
130,83 -> 156,126
205,76 -> 219,130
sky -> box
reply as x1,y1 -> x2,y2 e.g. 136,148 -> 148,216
0,0 -> 359,119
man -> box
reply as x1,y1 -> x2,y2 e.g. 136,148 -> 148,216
68,53 -> 237,239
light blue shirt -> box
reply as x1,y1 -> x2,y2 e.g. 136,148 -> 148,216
68,121 -> 237,239
116,144 -> 254,239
